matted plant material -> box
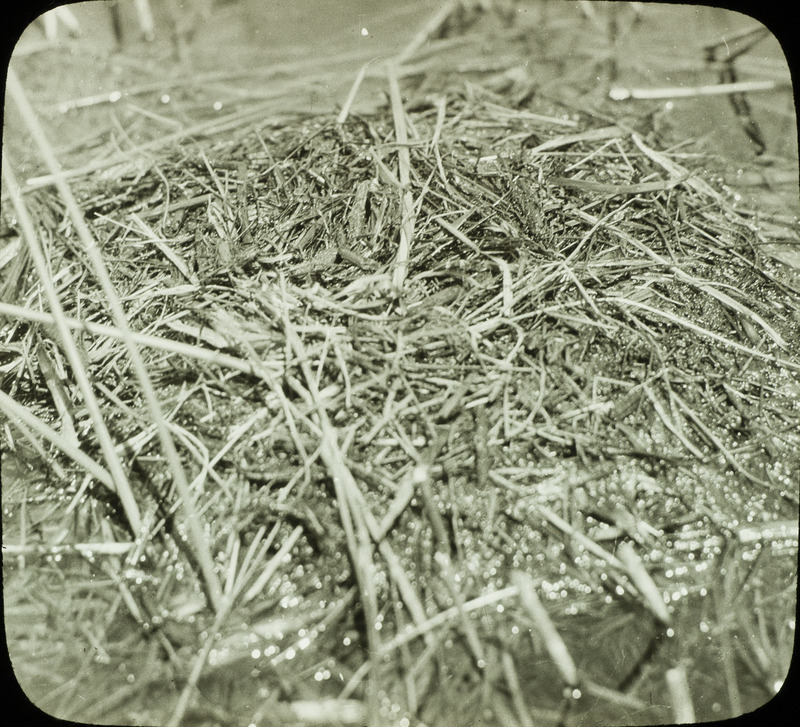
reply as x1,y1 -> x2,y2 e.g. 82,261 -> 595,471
3,65 -> 799,726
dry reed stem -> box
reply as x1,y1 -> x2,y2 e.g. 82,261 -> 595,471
242,524 -> 304,605
2,541 -> 134,556
665,664 -> 696,723
616,541 -> 671,625
7,66 -> 225,610
512,570 -> 578,688
256,699 -> 367,726
1,157 -> 139,527
24,98 -> 292,190
338,61 -> 373,125
501,649 -> 536,727
388,62 -> 416,291
610,78 -> 788,101
394,0 -> 463,66
34,340 -> 79,448
580,677 -> 649,710
379,584 -> 520,659
0,302 -> 283,375
277,279 -> 383,721
0,389 -> 113,489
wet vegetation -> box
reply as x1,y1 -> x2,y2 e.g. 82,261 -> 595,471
2,2 -> 798,726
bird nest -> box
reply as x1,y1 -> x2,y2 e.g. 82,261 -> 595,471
2,54 -> 799,727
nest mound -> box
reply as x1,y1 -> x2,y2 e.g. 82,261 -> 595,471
3,69 -> 799,726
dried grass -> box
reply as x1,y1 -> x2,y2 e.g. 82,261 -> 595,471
2,3 -> 799,726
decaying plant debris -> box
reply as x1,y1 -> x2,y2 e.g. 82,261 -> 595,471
2,6 -> 799,727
